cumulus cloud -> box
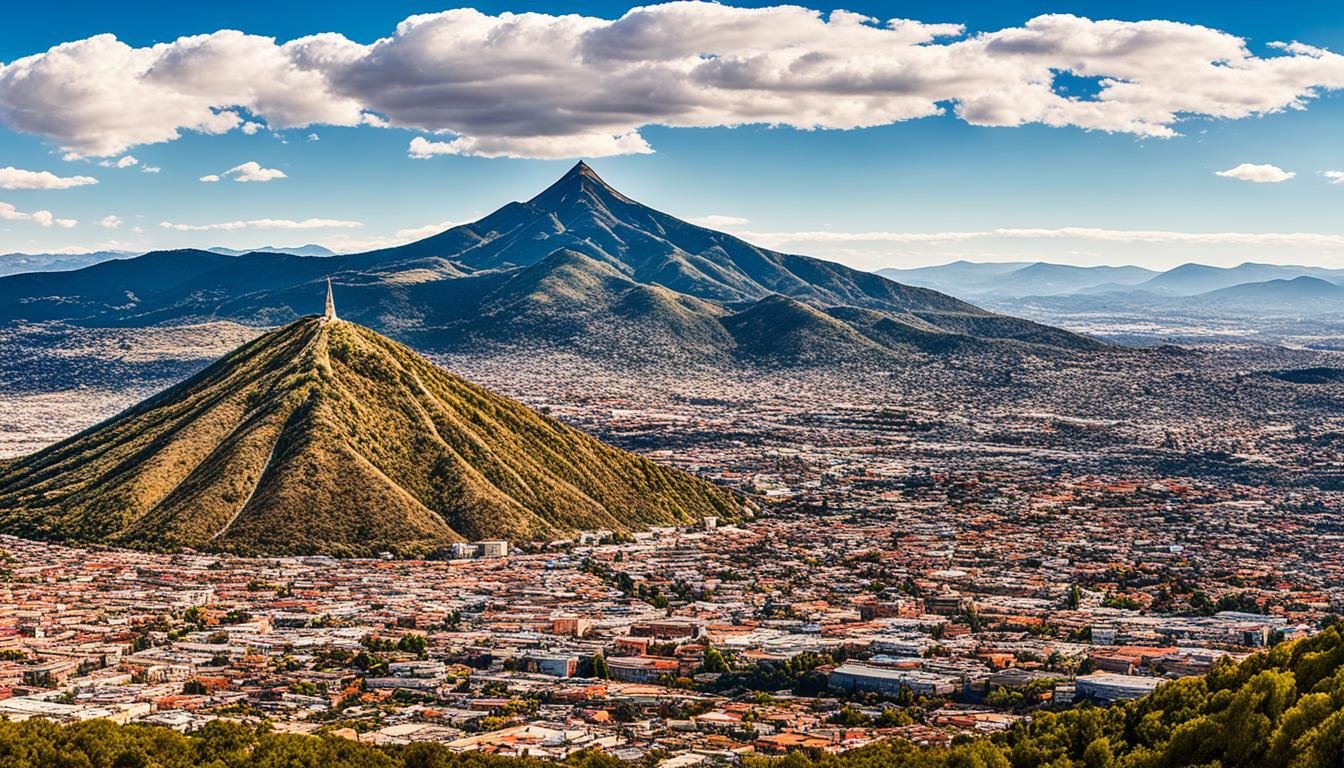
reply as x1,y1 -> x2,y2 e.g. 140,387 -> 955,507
159,217 -> 361,231
141,164 -> 161,174
1215,163 -> 1295,183
241,121 -> 264,135
1,5 -> 1342,159
408,132 -> 653,160
99,214 -> 122,229
1323,170 -> 1344,185
688,214 -> 750,228
393,219 -> 468,240
199,174 -> 220,183
0,200 -> 76,227
0,166 -> 97,189
97,155 -> 139,168
221,161 -> 287,182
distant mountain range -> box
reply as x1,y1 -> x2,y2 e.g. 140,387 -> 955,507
0,244 -> 334,277
0,316 -> 740,556
877,260 -> 1344,319
0,250 -> 138,277
206,244 -> 335,258
1200,276 -> 1344,312
0,163 -> 1098,366
879,261 -> 1160,298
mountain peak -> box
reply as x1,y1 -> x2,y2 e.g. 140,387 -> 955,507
527,160 -> 631,212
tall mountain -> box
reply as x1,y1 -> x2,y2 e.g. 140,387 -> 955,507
0,316 -> 739,556
0,162 -> 1099,364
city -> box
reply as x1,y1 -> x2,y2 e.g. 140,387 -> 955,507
1,342 -> 1338,762
2,1 -> 1344,766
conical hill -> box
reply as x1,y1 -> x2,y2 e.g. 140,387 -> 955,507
0,317 -> 740,556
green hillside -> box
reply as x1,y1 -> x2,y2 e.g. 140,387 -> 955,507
0,317 -> 739,556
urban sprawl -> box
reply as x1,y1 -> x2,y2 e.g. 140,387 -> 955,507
1,341 -> 1342,765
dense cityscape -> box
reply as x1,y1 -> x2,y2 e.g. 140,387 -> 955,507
2,333 -> 1340,764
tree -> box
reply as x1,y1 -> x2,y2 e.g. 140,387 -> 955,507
1082,736 -> 1114,768
829,706 -> 871,726
877,707 -> 913,727
1190,590 -> 1216,615
701,645 -> 730,674
182,679 -> 208,695
1067,584 -> 1082,609
591,651 -> 610,679
964,601 -> 982,632
396,633 -> 428,657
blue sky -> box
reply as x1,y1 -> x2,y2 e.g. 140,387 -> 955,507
1,1 -> 1342,269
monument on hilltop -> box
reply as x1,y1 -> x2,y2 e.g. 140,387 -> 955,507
323,278 -> 337,322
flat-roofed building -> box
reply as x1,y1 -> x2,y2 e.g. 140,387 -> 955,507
828,662 -> 959,697
524,653 -> 578,678
479,541 -> 510,559
1074,673 -> 1163,703
606,656 -> 679,683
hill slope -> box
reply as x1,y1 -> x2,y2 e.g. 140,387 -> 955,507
0,317 -> 739,556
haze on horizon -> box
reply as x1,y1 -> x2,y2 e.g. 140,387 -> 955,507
1,0 -> 1343,271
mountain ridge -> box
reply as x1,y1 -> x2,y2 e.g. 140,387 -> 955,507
0,162 -> 1101,364
883,259 -> 1344,301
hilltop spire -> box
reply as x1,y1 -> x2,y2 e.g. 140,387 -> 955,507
323,278 -> 337,322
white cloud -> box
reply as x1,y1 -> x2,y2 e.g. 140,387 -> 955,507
688,214 -> 749,228
1270,41 -> 1331,57
241,121 -> 264,135
0,166 -> 97,189
98,155 -> 139,168
141,164 -> 161,174
393,219 -> 467,240
307,132 -> 320,141
729,226 -> 1344,249
198,174 -> 220,183
99,214 -> 122,229
26,243 -> 129,255
1215,163 -> 1295,183
223,161 -> 287,182
159,217 -> 361,231
317,233 -> 414,253
2,7 -> 1342,158
1323,170 -> 1344,185
0,201 -> 76,227
408,132 -> 653,160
